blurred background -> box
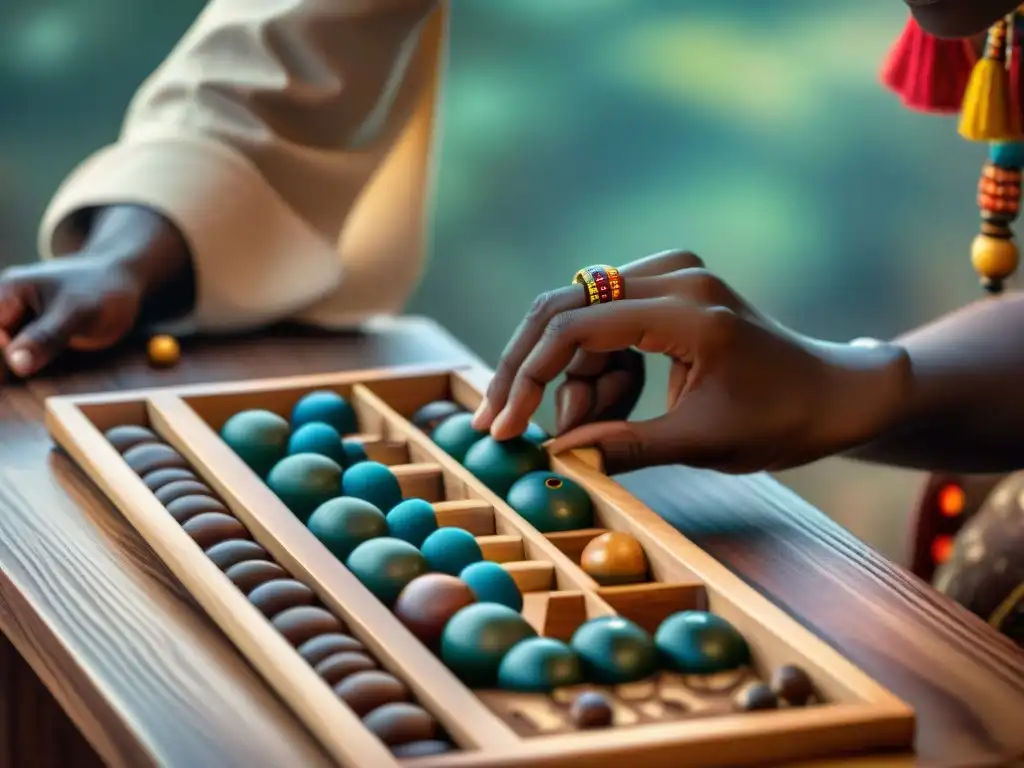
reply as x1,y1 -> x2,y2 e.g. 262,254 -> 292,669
0,0 -> 994,562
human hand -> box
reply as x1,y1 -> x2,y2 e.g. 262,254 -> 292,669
0,254 -> 143,379
472,251 -> 911,474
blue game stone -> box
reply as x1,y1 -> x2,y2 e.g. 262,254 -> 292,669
522,422 -> 549,444
386,498 -> 439,547
291,391 -> 358,434
459,561 -> 523,612
342,439 -> 368,465
341,461 -> 403,512
421,527 -> 483,575
287,422 -> 347,467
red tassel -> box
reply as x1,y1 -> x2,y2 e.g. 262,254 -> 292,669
881,16 -> 979,114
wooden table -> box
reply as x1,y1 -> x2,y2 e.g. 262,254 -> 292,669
0,317 -> 1021,768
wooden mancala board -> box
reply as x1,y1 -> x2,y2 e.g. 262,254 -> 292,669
45,364 -> 915,768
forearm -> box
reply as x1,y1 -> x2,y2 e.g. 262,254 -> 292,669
845,292 -> 1024,472
83,206 -> 195,325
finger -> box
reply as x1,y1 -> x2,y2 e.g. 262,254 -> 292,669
6,298 -> 95,377
550,408 -> 741,474
490,298 -> 695,440
555,350 -> 644,434
473,250 -> 704,430
0,280 -> 33,334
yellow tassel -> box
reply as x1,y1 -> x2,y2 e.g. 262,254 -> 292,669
959,18 -> 1022,142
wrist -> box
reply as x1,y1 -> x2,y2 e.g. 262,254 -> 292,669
806,337 -> 914,456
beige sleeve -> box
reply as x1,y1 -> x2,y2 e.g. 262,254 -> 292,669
38,0 -> 439,332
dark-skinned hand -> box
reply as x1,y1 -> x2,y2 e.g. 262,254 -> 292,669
0,255 -> 143,379
471,250 -> 910,474
0,206 -> 192,381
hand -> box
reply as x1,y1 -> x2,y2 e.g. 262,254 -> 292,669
472,251 -> 911,474
0,255 -> 143,379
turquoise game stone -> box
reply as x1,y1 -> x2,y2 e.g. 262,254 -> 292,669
266,453 -> 343,522
463,437 -> 548,498
220,409 -> 290,477
654,611 -> 750,674
505,471 -> 593,532
420,527 -> 483,575
342,461 -> 403,512
291,391 -> 358,434
459,561 -> 523,612
431,413 -> 485,463
522,422 -> 549,445
342,439 -> 369,465
570,616 -> 657,685
386,498 -> 438,548
346,537 -> 428,606
307,497 -> 387,561
441,603 -> 537,687
497,637 -> 583,692
288,422 -> 347,467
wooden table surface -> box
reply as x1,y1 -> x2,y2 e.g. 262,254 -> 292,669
0,316 -> 1021,768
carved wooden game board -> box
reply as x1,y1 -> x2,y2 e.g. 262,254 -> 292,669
45,364 -> 914,767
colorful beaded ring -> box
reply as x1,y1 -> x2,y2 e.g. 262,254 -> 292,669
572,265 -> 625,306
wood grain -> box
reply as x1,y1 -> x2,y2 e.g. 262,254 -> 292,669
0,317 -> 1020,767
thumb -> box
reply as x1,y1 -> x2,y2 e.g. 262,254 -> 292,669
549,416 -> 682,474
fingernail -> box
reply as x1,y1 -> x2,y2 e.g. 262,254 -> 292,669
490,409 -> 512,439
471,399 -> 492,430
7,348 -> 32,376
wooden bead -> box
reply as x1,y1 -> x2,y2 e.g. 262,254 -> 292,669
314,651 -> 377,685
297,633 -> 366,665
104,425 -> 159,454
225,560 -> 288,594
147,335 -> 181,368
205,539 -> 269,571
971,233 -> 1019,280
182,512 -> 248,549
123,443 -> 187,476
334,670 -> 410,716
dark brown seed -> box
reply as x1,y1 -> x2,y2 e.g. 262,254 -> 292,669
248,579 -> 316,618
334,670 -> 410,716
362,702 -> 436,746
272,606 -> 344,646
569,691 -> 614,729
123,443 -> 188,476
155,479 -> 215,506
733,682 -> 778,712
391,740 -> 455,758
314,651 -> 378,685
770,665 -> 815,706
182,512 -> 248,549
143,467 -> 197,491
166,495 -> 229,524
105,425 -> 160,453
297,633 -> 366,665
206,540 -> 269,571
225,560 -> 288,593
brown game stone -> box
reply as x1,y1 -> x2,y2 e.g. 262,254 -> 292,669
104,425 -> 160,453
248,579 -> 316,618
297,633 -> 366,665
155,480 -> 216,506
225,560 -> 288,594
182,512 -> 249,549
123,443 -> 189,476
771,665 -> 814,706
569,691 -> 614,729
314,651 -> 378,685
142,467 -> 197,492
206,540 -> 269,571
734,682 -> 778,712
167,495 -> 230,524
362,702 -> 436,746
272,606 -> 345,646
334,670 -> 411,716
393,574 -> 476,648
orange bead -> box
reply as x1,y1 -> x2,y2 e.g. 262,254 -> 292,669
580,531 -> 648,586
147,335 -> 181,368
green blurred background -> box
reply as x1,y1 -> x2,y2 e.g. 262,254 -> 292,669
0,1 -> 994,562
